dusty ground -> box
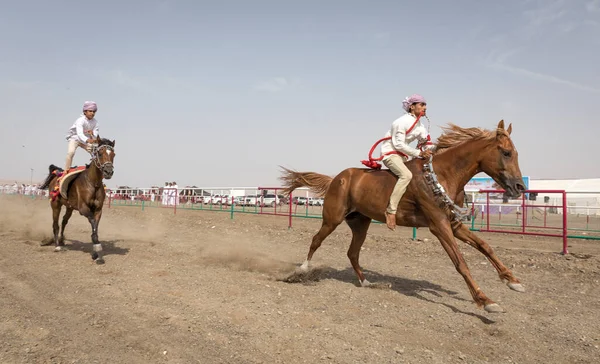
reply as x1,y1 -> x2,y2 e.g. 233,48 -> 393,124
1,195 -> 599,364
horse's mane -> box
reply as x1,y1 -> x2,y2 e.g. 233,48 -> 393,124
99,138 -> 114,147
433,123 -> 507,154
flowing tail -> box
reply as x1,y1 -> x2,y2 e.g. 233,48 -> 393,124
278,166 -> 333,197
38,164 -> 63,190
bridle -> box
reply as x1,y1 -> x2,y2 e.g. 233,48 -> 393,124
90,144 -> 114,171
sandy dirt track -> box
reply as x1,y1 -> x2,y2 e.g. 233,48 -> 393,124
1,195 -> 599,363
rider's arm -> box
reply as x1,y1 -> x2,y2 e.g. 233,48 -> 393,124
390,121 -> 421,157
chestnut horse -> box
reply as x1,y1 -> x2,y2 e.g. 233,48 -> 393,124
39,136 -> 116,264
280,120 -> 526,313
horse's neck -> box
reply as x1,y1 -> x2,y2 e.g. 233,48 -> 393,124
83,163 -> 104,188
432,139 -> 487,197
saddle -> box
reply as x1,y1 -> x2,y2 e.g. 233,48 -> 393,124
49,166 -> 87,201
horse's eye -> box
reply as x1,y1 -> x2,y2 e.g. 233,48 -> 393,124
502,150 -> 511,158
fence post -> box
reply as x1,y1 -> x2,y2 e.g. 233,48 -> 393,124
562,191 -> 568,255
486,191 -> 490,230
230,196 -> 234,219
522,192 -> 526,233
412,227 -> 417,240
288,192 -> 293,229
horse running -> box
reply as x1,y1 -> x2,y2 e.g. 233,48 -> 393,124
280,120 -> 526,312
39,136 -> 116,264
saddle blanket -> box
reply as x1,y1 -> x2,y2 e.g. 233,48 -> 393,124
50,166 -> 87,201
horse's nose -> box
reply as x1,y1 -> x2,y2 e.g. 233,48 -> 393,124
104,166 -> 114,178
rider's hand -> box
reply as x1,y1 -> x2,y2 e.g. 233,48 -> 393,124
420,149 -> 432,159
86,138 -> 94,144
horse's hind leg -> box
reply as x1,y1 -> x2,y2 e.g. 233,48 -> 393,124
51,202 -> 63,252
453,224 -> 524,292
300,219 -> 341,271
345,212 -> 372,286
300,201 -> 347,271
59,207 -> 74,246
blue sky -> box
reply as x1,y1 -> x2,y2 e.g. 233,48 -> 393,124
1,0 -> 599,188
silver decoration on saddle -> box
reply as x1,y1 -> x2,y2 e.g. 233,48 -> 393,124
423,156 -> 470,223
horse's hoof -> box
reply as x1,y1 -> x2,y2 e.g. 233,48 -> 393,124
360,279 -> 372,287
54,246 -> 62,252
484,303 -> 505,313
299,260 -> 310,272
507,282 -> 525,293
95,258 -> 105,265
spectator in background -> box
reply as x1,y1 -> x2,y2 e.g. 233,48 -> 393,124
161,182 -> 169,206
172,181 -> 179,206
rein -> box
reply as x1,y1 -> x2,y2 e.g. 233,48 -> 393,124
422,156 -> 469,223
361,114 -> 432,170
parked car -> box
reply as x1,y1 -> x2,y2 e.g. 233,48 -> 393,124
309,197 -> 324,206
261,194 -> 281,207
225,196 -> 244,205
292,196 -> 308,205
244,195 -> 262,206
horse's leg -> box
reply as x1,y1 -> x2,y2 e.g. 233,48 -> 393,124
87,209 -> 104,264
300,219 -> 342,271
299,174 -> 351,271
428,220 -> 503,313
453,224 -> 524,292
51,202 -> 63,252
345,213 -> 373,286
300,202 -> 346,271
59,207 -> 74,246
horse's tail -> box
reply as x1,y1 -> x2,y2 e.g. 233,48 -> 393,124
278,166 -> 333,198
38,164 -> 62,190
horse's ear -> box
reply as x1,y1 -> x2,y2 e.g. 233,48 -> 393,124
506,123 -> 512,135
497,120 -> 505,130
112,140 -> 115,146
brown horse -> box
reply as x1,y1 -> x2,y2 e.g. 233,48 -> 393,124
280,120 -> 526,313
39,136 -> 116,264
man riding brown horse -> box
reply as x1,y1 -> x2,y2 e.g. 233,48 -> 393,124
39,135 -> 116,264
281,119 -> 526,313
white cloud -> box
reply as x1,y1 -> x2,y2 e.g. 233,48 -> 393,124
522,0 -> 567,39
489,62 -> 600,94
482,0 -> 599,94
253,77 -> 290,92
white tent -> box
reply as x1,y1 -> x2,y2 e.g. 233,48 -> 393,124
528,178 -> 600,215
